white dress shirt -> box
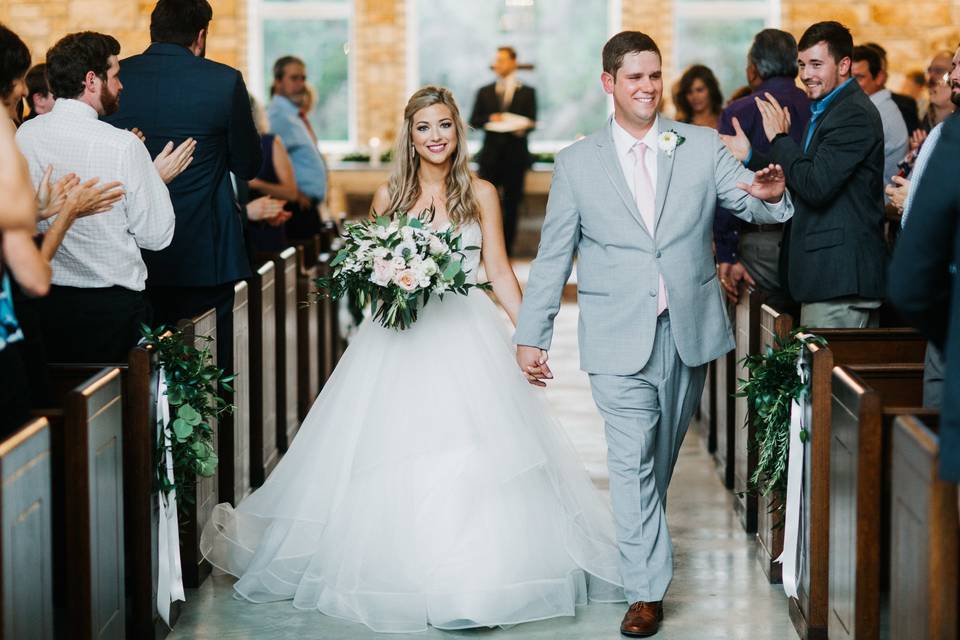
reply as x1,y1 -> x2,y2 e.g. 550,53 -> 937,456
496,73 -> 519,111
901,120 -> 944,227
16,99 -> 174,291
611,115 -> 660,201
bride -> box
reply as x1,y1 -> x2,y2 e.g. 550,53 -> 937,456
201,85 -> 624,633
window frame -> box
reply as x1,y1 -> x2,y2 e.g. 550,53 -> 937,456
405,0 -> 623,153
248,0 -> 356,152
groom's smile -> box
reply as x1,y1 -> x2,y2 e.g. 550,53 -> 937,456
602,50 -> 663,134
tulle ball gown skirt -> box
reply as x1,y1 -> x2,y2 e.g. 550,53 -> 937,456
201,289 -> 625,633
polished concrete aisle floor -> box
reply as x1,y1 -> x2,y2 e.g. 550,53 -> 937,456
168,302 -> 796,640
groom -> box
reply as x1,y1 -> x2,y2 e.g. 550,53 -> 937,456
514,31 -> 793,637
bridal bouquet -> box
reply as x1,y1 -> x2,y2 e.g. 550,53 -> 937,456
315,211 -> 488,330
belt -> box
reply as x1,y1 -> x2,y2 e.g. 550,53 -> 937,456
741,222 -> 784,233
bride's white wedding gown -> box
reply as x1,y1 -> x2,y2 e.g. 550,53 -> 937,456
200,221 -> 625,633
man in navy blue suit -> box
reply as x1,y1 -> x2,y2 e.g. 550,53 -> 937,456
106,0 -> 262,368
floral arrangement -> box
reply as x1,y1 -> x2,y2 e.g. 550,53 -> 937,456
657,129 -> 686,157
315,211 -> 489,330
140,325 -> 233,508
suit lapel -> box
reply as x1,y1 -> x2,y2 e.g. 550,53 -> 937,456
654,117 -> 676,231
594,125 -> 650,235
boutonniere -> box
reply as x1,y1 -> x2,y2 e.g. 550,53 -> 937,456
657,130 -> 686,157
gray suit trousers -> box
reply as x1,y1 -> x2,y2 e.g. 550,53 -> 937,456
588,313 -> 707,602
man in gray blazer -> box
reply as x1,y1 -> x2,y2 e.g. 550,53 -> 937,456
514,31 -> 793,638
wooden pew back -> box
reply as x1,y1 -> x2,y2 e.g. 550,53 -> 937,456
271,247 -> 299,450
755,303 -> 794,585
296,245 -> 321,421
219,281 -> 251,505
890,415 -> 958,640
249,261 -> 280,487
793,329 -> 926,639
177,309 -> 220,590
734,286 -> 766,533
0,418 -> 54,640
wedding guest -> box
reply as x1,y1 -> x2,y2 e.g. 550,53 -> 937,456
469,46 -> 537,256
921,50 -> 956,131
246,95 -> 295,253
107,0 -> 262,373
852,45 -> 908,201
864,42 -> 921,134
268,55 -> 327,240
715,28 -> 809,308
888,112 -> 960,484
0,23 -> 29,125
24,64 -> 53,121
724,21 -> 886,328
674,64 -> 723,128
16,31 -> 174,363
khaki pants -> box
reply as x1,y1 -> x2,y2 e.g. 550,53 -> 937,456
800,297 -> 882,329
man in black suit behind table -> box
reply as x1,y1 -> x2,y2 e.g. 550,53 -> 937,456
470,47 -> 537,256
106,0 -> 262,370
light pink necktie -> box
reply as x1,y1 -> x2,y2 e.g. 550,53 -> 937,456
631,141 -> 668,315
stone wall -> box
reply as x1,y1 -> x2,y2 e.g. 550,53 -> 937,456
2,0 -> 958,143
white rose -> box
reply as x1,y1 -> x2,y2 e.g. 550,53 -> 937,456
375,225 -> 392,240
390,256 -> 407,271
371,257 -> 396,286
420,257 -> 438,277
400,226 -> 416,241
372,246 -> 389,259
428,234 -> 449,256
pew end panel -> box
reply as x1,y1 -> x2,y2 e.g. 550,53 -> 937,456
249,261 -> 280,488
296,246 -> 321,421
0,418 -> 54,640
713,349 -> 736,490
734,286 -> 767,534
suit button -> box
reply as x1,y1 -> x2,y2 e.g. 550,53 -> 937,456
655,250 -> 662,258
649,289 -> 658,297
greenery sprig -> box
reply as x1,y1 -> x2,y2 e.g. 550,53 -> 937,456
141,325 -> 234,505
736,329 -> 826,501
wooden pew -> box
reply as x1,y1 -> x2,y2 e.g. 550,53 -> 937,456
734,286 -> 767,533
46,345 -> 170,637
889,415 -> 958,640
249,261 -> 280,487
694,360 -> 716,454
259,247 -> 300,451
295,244 -> 321,421
0,418 -> 54,640
713,349 -> 736,490
755,303 -> 794,584
828,364 -> 926,640
316,249 -> 341,385
177,310 -> 220,590
42,368 -> 127,639
219,281 -> 251,505
790,329 -> 926,640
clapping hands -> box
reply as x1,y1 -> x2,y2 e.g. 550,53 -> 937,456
36,165 -> 124,221
154,138 -> 196,184
737,163 -> 786,203
754,92 -> 792,142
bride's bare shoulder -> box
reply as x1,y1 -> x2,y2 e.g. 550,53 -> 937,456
471,176 -> 497,199
371,183 -> 391,217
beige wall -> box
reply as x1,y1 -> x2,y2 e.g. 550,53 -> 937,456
2,0 -> 958,143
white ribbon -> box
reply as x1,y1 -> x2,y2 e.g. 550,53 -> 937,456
777,349 -> 807,599
156,368 -> 185,625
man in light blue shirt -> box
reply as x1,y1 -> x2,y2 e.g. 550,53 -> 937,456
852,45 -> 908,203
267,55 -> 326,238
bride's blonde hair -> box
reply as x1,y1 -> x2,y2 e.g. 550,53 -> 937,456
385,86 -> 480,226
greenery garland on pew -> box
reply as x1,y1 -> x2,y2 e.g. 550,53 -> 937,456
736,329 -> 827,506
141,325 -> 234,510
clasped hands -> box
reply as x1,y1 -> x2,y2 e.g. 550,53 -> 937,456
516,345 -> 553,387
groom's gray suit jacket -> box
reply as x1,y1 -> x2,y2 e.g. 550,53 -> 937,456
514,117 -> 794,375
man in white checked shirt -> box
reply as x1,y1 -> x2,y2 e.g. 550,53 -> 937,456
15,31 -> 176,363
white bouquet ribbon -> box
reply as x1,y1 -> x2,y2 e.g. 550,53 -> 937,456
777,350 -> 807,598
156,368 -> 185,625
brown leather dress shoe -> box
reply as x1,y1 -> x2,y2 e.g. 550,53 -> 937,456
620,601 -> 663,637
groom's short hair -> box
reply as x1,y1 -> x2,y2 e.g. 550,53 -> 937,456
798,21 -> 853,64
602,31 -> 661,78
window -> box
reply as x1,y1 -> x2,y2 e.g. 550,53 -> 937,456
673,0 -> 780,103
249,0 -> 353,146
410,0 -> 621,149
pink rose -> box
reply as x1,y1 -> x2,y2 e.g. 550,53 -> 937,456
393,269 -> 419,292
